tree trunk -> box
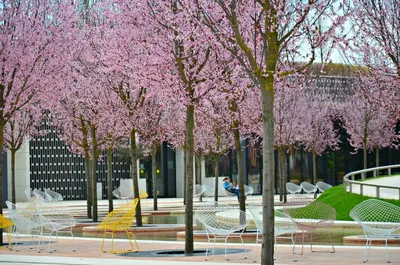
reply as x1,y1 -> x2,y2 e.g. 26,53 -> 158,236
184,104 -> 194,254
0,121 -> 4,245
152,147 -> 158,210
84,153 -> 92,219
233,124 -> 245,212
81,118 -> 92,219
130,129 -> 142,226
261,84 -> 275,265
11,149 -> 16,204
363,145 -> 367,180
362,121 -> 368,180
312,152 -> 317,184
375,146 -> 380,177
90,125 -> 98,222
183,151 -> 186,205
214,156 -> 220,202
195,154 -> 201,185
278,147 -> 287,203
107,148 -> 113,213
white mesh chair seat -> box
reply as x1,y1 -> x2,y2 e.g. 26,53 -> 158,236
350,199 -> 400,263
223,184 -> 253,197
300,182 -> 317,194
44,189 -> 63,202
316,182 -> 332,193
248,203 -> 298,262
223,188 -> 237,197
286,182 -> 302,194
194,201 -> 251,261
283,195 -> 336,255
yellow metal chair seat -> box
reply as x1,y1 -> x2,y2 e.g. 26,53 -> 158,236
0,214 -> 14,249
98,198 -> 139,254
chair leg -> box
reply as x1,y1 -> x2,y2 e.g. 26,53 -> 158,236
385,238 -> 390,263
111,231 -> 115,254
126,230 -> 140,252
70,230 -> 77,252
298,230 -> 305,255
327,229 -> 335,253
126,230 -> 134,252
205,235 -> 215,261
130,232 -> 140,252
364,237 -> 371,263
6,227 -> 12,250
101,231 -> 107,253
252,233 -> 260,262
290,234 -> 299,261
310,231 -> 315,252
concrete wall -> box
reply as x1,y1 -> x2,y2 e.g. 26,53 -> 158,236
7,141 -> 30,202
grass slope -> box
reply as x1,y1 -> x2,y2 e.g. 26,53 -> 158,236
316,184 -> 400,221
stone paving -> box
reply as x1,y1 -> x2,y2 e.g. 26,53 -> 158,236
1,178 -> 400,265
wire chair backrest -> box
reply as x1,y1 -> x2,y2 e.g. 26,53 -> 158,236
6,200 -> 41,231
25,188 -> 35,201
248,203 -> 263,233
244,185 -> 254,196
350,199 -> 400,236
283,195 -> 336,228
33,189 -> 51,202
194,201 -> 250,234
300,182 -> 317,194
98,198 -> 139,231
316,182 -> 332,192
201,184 -> 215,197
194,184 -> 206,197
286,182 -> 302,194
248,203 -> 297,236
275,210 -> 298,236
44,189 -> 63,201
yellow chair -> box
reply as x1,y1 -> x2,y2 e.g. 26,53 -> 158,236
98,198 -> 139,253
0,214 -> 14,249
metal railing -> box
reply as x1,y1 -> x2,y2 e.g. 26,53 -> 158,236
343,164 -> 400,200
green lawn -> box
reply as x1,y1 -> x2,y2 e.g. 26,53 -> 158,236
316,184 -> 400,221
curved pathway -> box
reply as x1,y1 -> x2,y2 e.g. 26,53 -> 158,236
347,175 -> 400,199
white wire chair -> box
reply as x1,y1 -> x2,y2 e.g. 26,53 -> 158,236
244,184 -> 254,196
194,201 -> 251,261
6,200 -> 42,250
194,184 -> 206,201
300,182 -> 318,194
248,203 -> 298,262
283,195 -> 336,255
33,189 -> 51,202
201,184 -> 215,198
350,199 -> 400,263
222,184 -> 253,198
286,182 -> 302,194
25,188 -> 35,202
112,187 -> 134,202
44,189 -> 63,202
34,201 -> 77,253
316,182 -> 332,193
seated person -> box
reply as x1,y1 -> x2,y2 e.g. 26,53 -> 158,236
222,177 -> 239,199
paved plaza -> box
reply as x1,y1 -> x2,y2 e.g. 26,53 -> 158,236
2,178 -> 400,265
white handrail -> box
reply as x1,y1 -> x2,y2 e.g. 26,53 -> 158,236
343,164 -> 400,199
